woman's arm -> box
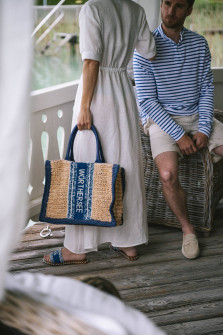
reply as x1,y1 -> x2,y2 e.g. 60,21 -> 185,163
77,59 -> 100,130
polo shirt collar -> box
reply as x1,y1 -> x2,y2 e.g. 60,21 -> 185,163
158,24 -> 185,44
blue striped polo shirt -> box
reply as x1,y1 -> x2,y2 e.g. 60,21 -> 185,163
133,25 -> 214,141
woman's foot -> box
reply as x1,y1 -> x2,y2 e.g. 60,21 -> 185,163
110,245 -> 139,261
118,246 -> 138,258
43,247 -> 87,265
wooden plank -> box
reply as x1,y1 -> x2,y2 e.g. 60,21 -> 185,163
127,287 -> 223,314
14,237 -> 64,252
121,276 -> 223,302
74,266 -> 223,294
24,223 -> 65,235
9,238 -> 223,272
9,242 -> 109,262
7,214 -> 223,334
19,220 -> 223,249
22,229 -> 65,242
10,246 -> 64,261
12,222 -> 223,258
148,301 -> 223,327
162,317 -> 223,335
10,163 -> 223,334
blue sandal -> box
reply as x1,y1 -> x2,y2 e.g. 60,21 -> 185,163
43,249 -> 88,266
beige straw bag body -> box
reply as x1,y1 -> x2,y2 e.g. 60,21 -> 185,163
39,125 -> 125,227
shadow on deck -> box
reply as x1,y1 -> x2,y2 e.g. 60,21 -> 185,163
9,207 -> 223,335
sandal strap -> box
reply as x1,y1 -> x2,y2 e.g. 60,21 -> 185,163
50,249 -> 64,264
110,246 -> 139,261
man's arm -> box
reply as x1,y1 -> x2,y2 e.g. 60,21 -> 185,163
133,51 -> 185,141
133,51 -> 197,155
193,40 -> 214,149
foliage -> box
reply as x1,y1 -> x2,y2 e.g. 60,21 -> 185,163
184,3 -> 223,67
194,0 -> 223,9
186,4 -> 223,30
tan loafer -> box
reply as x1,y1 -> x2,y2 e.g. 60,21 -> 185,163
182,233 -> 199,259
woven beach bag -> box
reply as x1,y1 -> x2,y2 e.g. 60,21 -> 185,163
39,125 -> 125,227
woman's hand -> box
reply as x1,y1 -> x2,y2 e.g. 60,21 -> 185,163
77,107 -> 92,130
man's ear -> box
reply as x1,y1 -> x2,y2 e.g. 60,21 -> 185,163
187,6 -> 193,17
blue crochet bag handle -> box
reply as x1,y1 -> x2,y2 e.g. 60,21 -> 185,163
65,124 -> 105,163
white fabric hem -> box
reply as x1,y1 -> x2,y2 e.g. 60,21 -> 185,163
81,51 -> 101,61
64,238 -> 149,254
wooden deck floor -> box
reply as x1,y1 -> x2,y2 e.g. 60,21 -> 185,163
9,206 -> 223,335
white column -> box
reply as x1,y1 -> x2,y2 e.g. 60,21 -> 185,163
138,0 -> 161,31
0,0 -> 33,299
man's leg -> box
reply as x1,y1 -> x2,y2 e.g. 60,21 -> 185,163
155,151 -> 194,234
154,151 -> 199,259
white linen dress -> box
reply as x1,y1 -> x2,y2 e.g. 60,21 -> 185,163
64,0 -> 156,254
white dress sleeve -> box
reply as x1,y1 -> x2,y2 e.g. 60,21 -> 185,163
135,9 -> 156,59
79,4 -> 102,62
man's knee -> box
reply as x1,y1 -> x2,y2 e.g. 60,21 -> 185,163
154,152 -> 179,186
158,168 -> 178,186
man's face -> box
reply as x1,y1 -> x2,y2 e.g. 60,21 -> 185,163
161,0 -> 193,29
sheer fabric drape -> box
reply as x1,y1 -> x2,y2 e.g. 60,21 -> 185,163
0,0 -> 33,299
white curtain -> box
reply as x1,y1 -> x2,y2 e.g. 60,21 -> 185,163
0,0 -> 33,299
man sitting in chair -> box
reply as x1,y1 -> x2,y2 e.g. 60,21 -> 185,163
133,0 -> 223,259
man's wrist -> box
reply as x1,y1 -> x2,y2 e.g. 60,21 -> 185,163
198,120 -> 213,137
173,129 -> 185,142
198,128 -> 211,138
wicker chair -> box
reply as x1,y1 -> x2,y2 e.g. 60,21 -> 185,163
140,109 -> 223,234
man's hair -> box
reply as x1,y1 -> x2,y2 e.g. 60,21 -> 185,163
187,0 -> 195,8
162,0 -> 195,8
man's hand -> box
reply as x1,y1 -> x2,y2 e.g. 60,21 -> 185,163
192,132 -> 208,150
176,134 -> 197,155
77,107 -> 92,130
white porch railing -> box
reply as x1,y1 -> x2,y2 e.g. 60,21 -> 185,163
28,68 -> 223,221
29,81 -> 78,219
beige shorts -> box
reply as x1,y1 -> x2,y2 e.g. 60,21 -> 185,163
144,113 -> 223,163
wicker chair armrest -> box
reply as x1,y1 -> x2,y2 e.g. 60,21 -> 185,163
197,147 -> 213,183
